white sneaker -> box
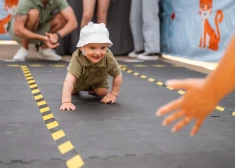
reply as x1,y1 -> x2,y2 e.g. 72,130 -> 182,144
12,47 -> 29,61
37,48 -> 62,61
137,52 -> 160,61
128,50 -> 144,58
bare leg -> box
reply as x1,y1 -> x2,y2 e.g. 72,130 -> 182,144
93,88 -> 108,97
97,0 -> 110,25
22,9 -> 40,50
80,0 -> 97,29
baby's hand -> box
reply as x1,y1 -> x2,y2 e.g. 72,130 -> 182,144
60,102 -> 76,111
101,93 -> 117,104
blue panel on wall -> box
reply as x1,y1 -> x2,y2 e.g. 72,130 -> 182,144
160,0 -> 235,62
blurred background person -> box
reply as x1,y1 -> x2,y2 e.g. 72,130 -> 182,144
128,0 -> 160,61
80,0 -> 110,29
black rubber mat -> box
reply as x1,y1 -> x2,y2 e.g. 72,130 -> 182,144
0,60 -> 235,168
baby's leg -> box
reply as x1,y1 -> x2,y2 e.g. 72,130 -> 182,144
93,88 -> 108,97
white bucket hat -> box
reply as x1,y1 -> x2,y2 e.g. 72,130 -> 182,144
76,22 -> 113,48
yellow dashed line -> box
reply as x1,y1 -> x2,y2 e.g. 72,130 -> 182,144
23,70 -> 30,74
178,90 -> 185,95
127,70 -> 133,73
37,100 -> 47,106
152,64 -> 166,67
32,89 -> 40,94
66,155 -> 84,168
46,121 -> 59,129
148,78 -> 155,82
43,114 -> 54,121
58,141 -> 74,154
52,64 -> 66,68
133,64 -> 146,67
51,130 -> 66,141
121,67 -> 127,71
40,107 -> 50,113
7,64 -> 21,67
26,76 -> 33,80
140,75 -> 147,79
34,95 -> 43,100
30,84 -> 38,89
133,72 -> 139,76
25,73 -> 32,77
156,81 -> 164,86
215,106 -> 224,111
29,64 -> 44,67
167,86 -> 174,90
28,80 -> 35,84
232,112 -> 235,116
119,64 -> 126,67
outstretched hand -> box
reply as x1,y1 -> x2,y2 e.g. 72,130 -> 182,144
101,93 -> 117,104
156,78 -> 219,136
60,102 -> 76,111
44,33 -> 60,48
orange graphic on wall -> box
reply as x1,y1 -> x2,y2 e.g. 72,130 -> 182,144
199,0 -> 223,51
0,0 -> 19,34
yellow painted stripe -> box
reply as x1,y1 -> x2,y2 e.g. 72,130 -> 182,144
119,64 -> 126,67
58,141 -> 74,154
7,64 -> 21,67
26,76 -> 33,80
29,64 -> 43,67
148,78 -> 155,82
21,65 -> 28,68
23,71 -> 30,74
40,107 -> 50,113
51,130 -> 66,141
133,64 -> 146,67
29,84 -> 37,89
215,106 -> 224,111
152,64 -> 166,67
66,155 -> 84,168
52,64 -> 66,67
25,73 -> 32,77
133,72 -> 139,76
37,100 -> 46,106
28,80 -> 35,84
156,81 -> 164,86
121,67 -> 127,71
127,70 -> 133,73
178,90 -> 185,95
34,94 -> 43,100
32,89 -> 40,94
167,86 -> 174,90
46,121 -> 59,129
43,114 -> 54,121
140,75 -> 147,79
232,112 -> 235,116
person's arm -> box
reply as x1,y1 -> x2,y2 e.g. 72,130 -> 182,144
14,14 -> 47,41
60,72 -> 77,111
156,33 -> 235,136
110,73 -> 122,97
57,7 -> 78,38
101,73 -> 123,104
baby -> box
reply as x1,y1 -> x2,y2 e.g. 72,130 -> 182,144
60,22 -> 122,111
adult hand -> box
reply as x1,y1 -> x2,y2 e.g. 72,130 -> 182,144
45,32 -> 59,44
156,78 -> 219,136
101,93 -> 117,104
60,102 -> 76,111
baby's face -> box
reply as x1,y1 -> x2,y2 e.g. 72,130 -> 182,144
81,43 -> 109,64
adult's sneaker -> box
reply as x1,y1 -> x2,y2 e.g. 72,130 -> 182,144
38,48 -> 62,61
12,47 -> 29,61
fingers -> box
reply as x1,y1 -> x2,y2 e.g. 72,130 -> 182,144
165,78 -> 202,90
162,110 -> 185,126
190,119 -> 204,136
156,98 -> 181,116
60,104 -> 76,111
171,116 -> 192,133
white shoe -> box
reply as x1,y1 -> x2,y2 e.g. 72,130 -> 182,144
137,52 -> 160,61
128,50 -> 144,58
12,47 -> 29,61
37,48 -> 62,61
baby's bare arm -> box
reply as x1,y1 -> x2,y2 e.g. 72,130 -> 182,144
110,73 -> 122,96
62,72 -> 76,104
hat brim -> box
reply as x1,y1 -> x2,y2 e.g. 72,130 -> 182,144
76,34 -> 113,48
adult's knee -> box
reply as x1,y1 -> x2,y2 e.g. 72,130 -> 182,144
82,13 -> 93,22
52,13 -> 66,27
28,8 -> 40,23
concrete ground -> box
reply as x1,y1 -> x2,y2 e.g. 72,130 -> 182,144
0,45 -> 235,168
